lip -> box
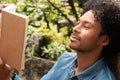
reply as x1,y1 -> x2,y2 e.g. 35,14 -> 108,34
71,34 -> 80,42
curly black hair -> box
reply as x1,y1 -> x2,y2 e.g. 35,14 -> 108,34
83,0 -> 120,78
83,0 -> 120,55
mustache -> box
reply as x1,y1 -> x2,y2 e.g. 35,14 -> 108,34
71,32 -> 81,41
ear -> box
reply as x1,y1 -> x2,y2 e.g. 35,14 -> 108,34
100,35 -> 109,46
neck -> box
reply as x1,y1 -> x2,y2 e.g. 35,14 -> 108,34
75,49 -> 102,75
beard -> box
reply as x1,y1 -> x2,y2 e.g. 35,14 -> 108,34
69,41 -> 100,54
69,42 -> 86,53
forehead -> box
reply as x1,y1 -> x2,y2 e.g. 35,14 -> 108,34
80,10 -> 96,24
80,10 -> 102,27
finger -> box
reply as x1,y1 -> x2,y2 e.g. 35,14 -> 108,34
5,64 -> 13,71
5,64 -> 14,78
0,58 -> 13,80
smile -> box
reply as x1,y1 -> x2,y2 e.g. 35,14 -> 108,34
71,34 -> 80,42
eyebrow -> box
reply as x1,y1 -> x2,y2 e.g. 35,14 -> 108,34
78,18 -> 94,26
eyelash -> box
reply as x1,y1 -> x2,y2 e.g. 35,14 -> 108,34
76,20 -> 90,30
77,23 -> 90,29
83,26 -> 89,30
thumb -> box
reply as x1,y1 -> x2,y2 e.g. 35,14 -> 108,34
5,64 -> 14,78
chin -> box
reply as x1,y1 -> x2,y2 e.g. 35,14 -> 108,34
69,43 -> 77,50
70,43 -> 84,52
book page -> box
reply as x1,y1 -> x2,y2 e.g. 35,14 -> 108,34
0,9 -> 28,71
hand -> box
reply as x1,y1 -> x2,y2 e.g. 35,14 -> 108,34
0,58 -> 14,80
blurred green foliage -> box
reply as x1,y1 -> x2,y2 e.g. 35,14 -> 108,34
2,0 -> 82,61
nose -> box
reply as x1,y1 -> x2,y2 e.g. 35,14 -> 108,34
73,24 -> 81,33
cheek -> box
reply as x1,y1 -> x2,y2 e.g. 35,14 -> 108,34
81,30 -> 100,45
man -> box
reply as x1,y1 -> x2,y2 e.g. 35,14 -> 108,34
0,0 -> 120,80
41,0 -> 120,80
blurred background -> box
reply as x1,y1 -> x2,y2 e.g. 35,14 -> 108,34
0,0 -> 86,80
0,0 -> 86,61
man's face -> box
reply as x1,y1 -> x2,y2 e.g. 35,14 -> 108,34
70,10 -> 104,53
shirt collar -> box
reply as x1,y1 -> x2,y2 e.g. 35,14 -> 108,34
70,58 -> 106,80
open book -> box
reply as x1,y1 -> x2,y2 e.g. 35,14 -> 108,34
0,9 -> 28,71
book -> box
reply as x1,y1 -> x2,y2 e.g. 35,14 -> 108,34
0,9 -> 28,71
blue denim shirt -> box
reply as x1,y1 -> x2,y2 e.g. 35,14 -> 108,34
41,52 -> 116,80
13,74 -> 21,80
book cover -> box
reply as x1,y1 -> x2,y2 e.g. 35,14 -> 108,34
0,9 -> 28,71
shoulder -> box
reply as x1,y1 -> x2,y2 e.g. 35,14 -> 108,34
59,52 -> 76,60
95,65 -> 117,80
40,52 -> 77,80
54,52 -> 77,67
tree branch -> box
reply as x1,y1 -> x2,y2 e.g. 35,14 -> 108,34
68,0 -> 79,21
47,0 -> 74,26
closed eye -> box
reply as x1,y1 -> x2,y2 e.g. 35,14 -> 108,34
83,26 -> 90,30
